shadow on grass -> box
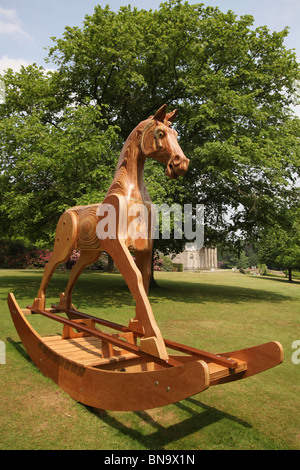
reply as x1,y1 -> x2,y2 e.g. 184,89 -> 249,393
0,271 -> 134,311
253,275 -> 300,285
88,396 -> 251,450
0,270 -> 295,314
6,337 -> 32,363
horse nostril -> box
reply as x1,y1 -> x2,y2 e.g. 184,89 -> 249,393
173,155 -> 181,166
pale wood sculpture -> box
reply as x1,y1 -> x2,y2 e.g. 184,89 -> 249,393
8,104 -> 283,411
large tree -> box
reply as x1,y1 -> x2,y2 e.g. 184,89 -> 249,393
258,209 -> 300,281
1,0 -> 299,253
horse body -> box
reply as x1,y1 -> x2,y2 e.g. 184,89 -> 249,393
32,104 -> 189,359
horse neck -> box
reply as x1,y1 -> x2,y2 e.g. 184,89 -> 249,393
106,130 -> 151,203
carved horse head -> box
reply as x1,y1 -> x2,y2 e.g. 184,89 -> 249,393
140,104 -> 189,179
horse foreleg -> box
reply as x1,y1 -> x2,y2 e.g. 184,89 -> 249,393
58,250 -> 101,311
134,250 -> 152,295
101,238 -> 168,360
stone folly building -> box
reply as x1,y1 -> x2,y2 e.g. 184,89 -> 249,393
171,244 -> 218,271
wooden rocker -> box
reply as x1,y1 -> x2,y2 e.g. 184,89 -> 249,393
8,105 -> 283,411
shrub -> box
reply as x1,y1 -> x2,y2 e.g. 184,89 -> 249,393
153,252 -> 163,271
172,262 -> 183,272
65,250 -> 80,269
152,253 -> 176,272
89,252 -> 109,271
259,263 -> 268,275
0,237 -> 52,269
27,249 -> 53,268
160,255 -> 173,272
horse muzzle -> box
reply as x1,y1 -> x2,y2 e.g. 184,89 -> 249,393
165,154 -> 190,179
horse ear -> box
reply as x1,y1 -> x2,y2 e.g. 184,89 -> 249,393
153,104 -> 167,122
165,109 -> 178,125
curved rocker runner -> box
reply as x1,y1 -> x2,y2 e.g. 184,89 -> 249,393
8,105 -> 283,411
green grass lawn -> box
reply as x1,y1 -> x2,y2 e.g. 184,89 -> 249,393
0,269 -> 299,450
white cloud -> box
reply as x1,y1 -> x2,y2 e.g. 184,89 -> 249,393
0,55 -> 30,74
0,7 -> 31,40
0,55 -> 57,75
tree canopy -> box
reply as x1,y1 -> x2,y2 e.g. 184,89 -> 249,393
1,0 -> 299,254
0,66 -> 119,245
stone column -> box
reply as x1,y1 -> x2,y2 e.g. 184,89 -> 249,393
214,247 -> 218,269
200,248 -> 204,268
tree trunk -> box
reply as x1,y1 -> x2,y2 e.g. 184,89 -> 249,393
107,254 -> 114,272
288,267 -> 293,282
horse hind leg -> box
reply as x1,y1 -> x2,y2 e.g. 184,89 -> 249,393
31,211 -> 77,310
58,249 -> 101,312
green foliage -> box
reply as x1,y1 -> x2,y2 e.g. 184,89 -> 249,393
218,245 -> 259,269
0,238 -> 33,263
160,254 -> 174,272
0,238 -> 52,268
0,65 -> 119,244
1,0 -> 300,250
172,262 -> 183,272
258,213 -> 300,280
258,263 -> 268,275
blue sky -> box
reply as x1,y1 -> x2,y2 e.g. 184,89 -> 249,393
0,0 -> 299,73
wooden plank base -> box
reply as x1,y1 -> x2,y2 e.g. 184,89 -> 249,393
41,334 -> 247,380
42,335 -> 139,367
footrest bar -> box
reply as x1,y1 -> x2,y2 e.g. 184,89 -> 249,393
29,306 -> 182,368
51,305 -> 239,369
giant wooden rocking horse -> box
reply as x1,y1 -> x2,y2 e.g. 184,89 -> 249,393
8,105 -> 283,411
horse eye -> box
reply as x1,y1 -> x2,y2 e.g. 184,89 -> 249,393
156,130 -> 165,139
